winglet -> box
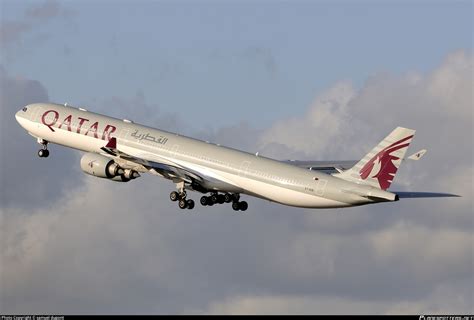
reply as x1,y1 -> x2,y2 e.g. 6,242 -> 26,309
105,137 -> 117,149
408,149 -> 427,161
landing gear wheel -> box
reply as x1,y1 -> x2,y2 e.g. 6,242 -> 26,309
207,196 -> 214,206
210,194 -> 218,204
37,139 -> 49,158
217,194 -> 225,204
232,202 -> 240,211
187,199 -> 195,210
38,149 -> 49,158
239,201 -> 248,211
170,191 -> 179,202
178,199 -> 188,209
200,196 -> 208,206
224,193 -> 232,203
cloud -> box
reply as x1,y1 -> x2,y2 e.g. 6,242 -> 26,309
1,50 -> 472,314
0,68 -> 80,208
258,51 -> 473,162
0,0 -> 69,48
205,281 -> 474,315
206,295 -> 387,315
258,81 -> 357,159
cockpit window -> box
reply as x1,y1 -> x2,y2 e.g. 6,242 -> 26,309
22,107 -> 28,112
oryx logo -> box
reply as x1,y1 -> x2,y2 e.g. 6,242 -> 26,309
359,135 -> 413,190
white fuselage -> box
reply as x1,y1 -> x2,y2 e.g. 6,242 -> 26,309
15,103 -> 397,208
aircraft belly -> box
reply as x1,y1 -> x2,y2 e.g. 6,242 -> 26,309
221,173 -> 350,208
163,160 -> 351,208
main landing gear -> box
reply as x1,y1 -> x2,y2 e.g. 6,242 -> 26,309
37,139 -> 49,158
200,192 -> 248,212
169,182 -> 195,210
170,190 -> 195,210
169,183 -> 248,212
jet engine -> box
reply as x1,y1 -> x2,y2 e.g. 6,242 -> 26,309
80,152 -> 140,182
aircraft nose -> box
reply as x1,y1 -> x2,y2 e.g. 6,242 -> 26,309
15,110 -> 21,122
15,105 -> 30,126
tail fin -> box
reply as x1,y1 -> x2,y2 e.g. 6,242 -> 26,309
335,127 -> 415,190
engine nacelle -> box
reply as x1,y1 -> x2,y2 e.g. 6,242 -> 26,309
110,175 -> 131,182
80,153 -> 140,182
122,168 -> 141,180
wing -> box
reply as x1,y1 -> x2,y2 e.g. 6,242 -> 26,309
100,138 -> 237,193
101,138 -> 201,182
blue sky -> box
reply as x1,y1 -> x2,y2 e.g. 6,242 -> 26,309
2,0 -> 472,128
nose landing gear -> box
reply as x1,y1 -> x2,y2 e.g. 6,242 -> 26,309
37,139 -> 49,158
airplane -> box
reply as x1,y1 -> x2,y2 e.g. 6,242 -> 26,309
15,103 -> 459,211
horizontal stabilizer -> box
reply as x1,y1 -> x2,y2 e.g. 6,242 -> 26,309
408,149 -> 427,161
395,192 -> 461,198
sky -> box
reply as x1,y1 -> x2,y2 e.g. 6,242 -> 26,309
1,0 -> 473,315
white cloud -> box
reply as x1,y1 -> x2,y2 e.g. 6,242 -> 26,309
370,223 -> 473,280
427,51 -> 473,117
205,282 -> 473,315
205,295 -> 385,315
258,81 -> 357,158
0,67 -> 78,208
